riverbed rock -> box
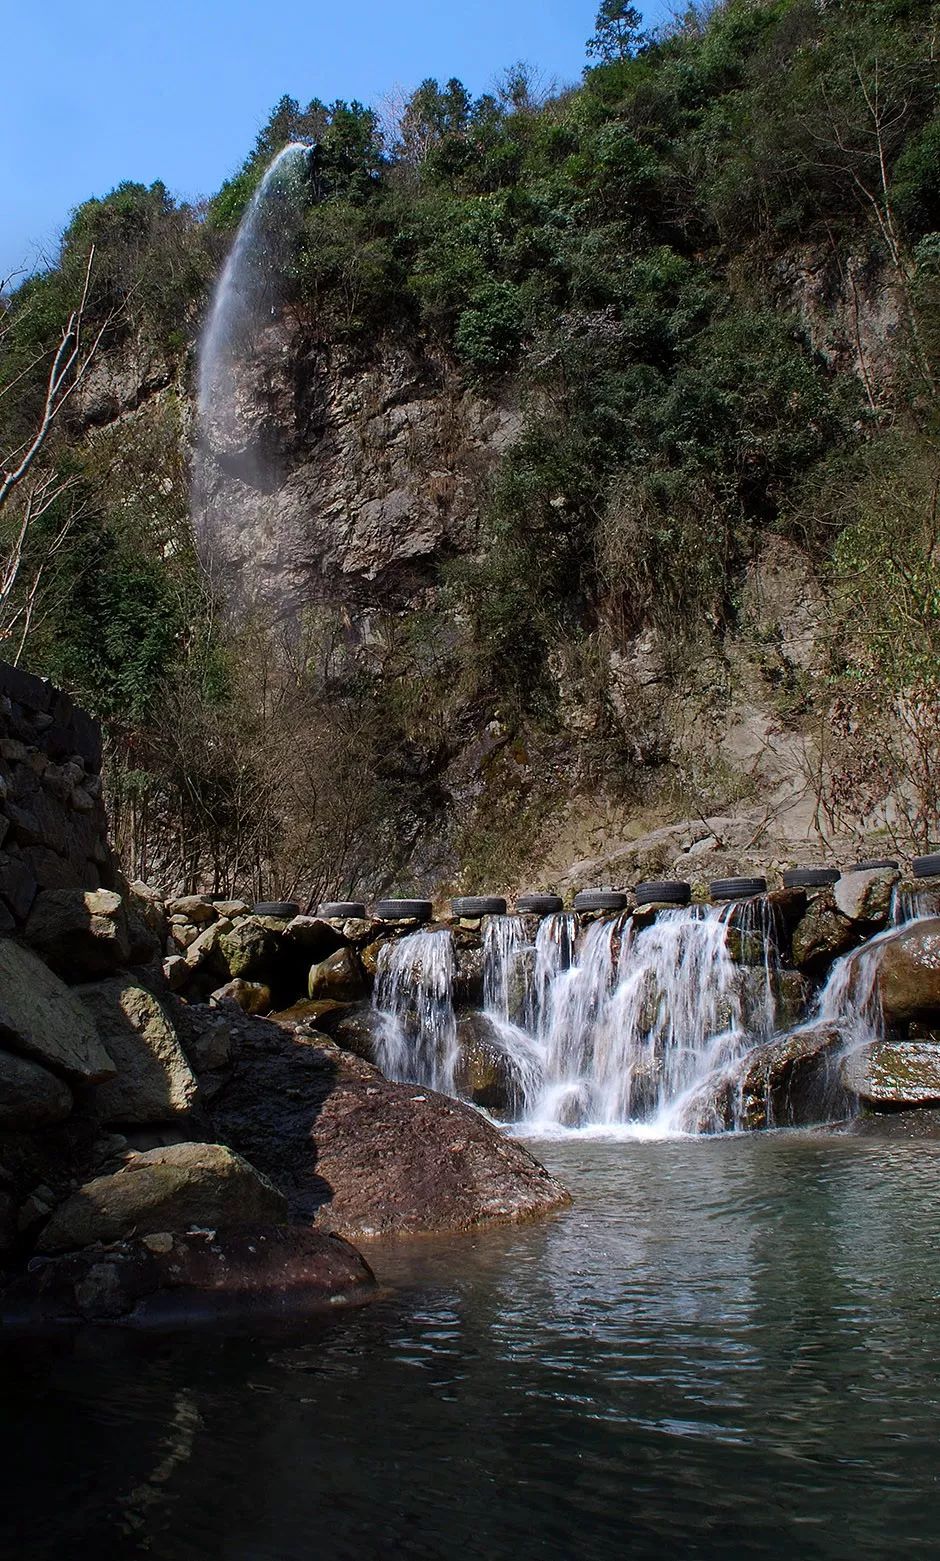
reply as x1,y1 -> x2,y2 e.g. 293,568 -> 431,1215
76,979 -> 198,1124
307,947 -> 367,1002
23,887 -> 131,978
878,919 -> 940,1025
38,1142 -> 288,1253
0,1047 -> 73,1128
5,1225 -> 376,1325
209,1015 -> 570,1240
0,939 -> 115,1083
841,1040 -> 940,1107
683,1024 -> 848,1132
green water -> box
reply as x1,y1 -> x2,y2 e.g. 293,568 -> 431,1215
2,1131 -> 939,1558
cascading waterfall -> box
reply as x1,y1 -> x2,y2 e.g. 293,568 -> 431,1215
373,931 -> 458,1095
194,142 -> 312,557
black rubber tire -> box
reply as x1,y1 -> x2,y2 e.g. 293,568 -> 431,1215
850,860 -> 899,873
912,854 -> 940,879
251,901 -> 300,919
317,901 -> 367,919
374,898 -> 433,921
516,894 -> 564,916
451,896 -> 508,917
634,880 -> 691,907
781,868 -> 839,889
709,877 -> 767,901
573,890 -> 628,913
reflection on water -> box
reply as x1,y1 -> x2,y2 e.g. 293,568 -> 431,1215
2,1133 -> 940,1559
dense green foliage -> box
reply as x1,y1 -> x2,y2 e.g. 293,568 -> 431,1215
1,0 -> 938,883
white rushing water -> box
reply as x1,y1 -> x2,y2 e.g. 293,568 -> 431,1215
373,930 -> 459,1096
369,896 -> 931,1138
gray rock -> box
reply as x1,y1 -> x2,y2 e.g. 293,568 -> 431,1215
0,939 -> 114,1083
38,1141 -> 288,1252
77,979 -> 198,1123
842,1041 -> 940,1107
833,869 -> 895,925
166,896 -> 216,924
0,1047 -> 73,1128
23,888 -> 131,978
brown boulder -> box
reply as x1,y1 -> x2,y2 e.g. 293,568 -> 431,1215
38,1141 -> 288,1253
878,919 -> 940,1025
209,1015 -> 570,1240
3,1226 -> 375,1325
307,947 -> 367,1002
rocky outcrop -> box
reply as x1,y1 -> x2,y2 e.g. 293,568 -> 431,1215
878,920 -> 940,1026
38,1142 -> 288,1253
24,888 -> 132,979
0,939 -> 115,1083
76,979 -> 199,1123
208,1012 -> 570,1240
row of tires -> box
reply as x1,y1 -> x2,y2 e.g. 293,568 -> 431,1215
241,854 -> 939,925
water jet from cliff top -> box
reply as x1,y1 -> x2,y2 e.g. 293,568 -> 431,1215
194,143 -> 313,566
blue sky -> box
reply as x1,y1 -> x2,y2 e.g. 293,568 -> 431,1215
0,0 -> 672,281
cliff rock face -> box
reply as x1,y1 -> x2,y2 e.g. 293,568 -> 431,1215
195,325 -> 518,624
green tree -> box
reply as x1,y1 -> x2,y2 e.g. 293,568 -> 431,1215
586,2 -> 647,62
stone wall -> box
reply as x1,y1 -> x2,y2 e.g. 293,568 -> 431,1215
0,661 -> 114,931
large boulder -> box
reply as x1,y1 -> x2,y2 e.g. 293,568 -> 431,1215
23,888 -> 131,979
3,1226 -> 376,1325
878,919 -> 940,1025
681,1024 -> 849,1133
0,1047 -> 73,1129
0,939 -> 114,1083
307,947 -> 367,1002
453,1012 -> 517,1112
38,1142 -> 288,1253
76,979 -> 199,1123
791,894 -> 860,975
218,919 -> 278,981
842,1040 -> 940,1107
209,1016 -> 570,1240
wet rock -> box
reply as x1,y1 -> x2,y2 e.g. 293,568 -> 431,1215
453,1013 -> 515,1112
209,1015 -> 570,1240
4,1226 -> 376,1325
791,893 -> 860,976
218,919 -> 278,981
685,1024 -> 848,1133
842,1041 -> 940,1107
77,978 -> 198,1124
453,943 -> 485,1005
210,979 -> 271,1015
0,1047 -> 73,1129
38,1142 -> 288,1253
328,1006 -> 383,1063
0,939 -> 114,1083
878,919 -> 940,1025
307,947 -> 367,1002
23,888 -> 131,979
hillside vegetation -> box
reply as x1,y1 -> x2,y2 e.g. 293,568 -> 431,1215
1,0 -> 938,897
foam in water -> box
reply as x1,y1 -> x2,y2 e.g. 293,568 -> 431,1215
373,930 -> 458,1095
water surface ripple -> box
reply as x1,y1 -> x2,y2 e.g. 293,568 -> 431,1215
2,1133 -> 939,1559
